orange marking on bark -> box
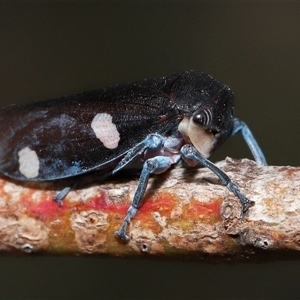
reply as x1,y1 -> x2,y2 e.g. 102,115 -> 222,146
24,193 -> 128,221
184,199 -> 222,223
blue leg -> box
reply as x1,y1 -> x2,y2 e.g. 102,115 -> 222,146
53,180 -> 80,206
53,171 -> 111,206
181,145 -> 254,213
53,186 -> 73,206
53,134 -> 165,207
115,155 -> 173,241
112,133 -> 164,175
231,118 -> 267,165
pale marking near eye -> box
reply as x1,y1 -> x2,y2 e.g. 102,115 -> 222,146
91,113 -> 120,149
18,147 -> 40,178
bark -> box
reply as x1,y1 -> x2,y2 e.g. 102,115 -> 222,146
0,157 -> 299,262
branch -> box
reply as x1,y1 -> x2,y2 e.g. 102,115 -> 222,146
0,157 -> 299,262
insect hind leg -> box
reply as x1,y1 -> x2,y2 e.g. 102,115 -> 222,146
54,133 -> 166,209
53,171 -> 111,206
53,185 -> 76,206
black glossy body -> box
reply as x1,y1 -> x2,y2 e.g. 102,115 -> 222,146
0,71 -> 234,181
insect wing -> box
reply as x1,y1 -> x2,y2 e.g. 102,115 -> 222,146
0,82 -> 180,181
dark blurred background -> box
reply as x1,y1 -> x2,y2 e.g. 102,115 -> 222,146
0,3 -> 300,299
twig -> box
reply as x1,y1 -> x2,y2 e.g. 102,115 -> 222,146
0,157 -> 299,262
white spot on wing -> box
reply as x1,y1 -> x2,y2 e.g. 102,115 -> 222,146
91,113 -> 120,149
18,147 -> 40,178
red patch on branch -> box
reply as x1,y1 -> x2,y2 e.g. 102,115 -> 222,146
185,199 -> 222,223
84,196 -> 128,214
24,191 -> 128,221
139,193 -> 176,215
23,195 -> 68,220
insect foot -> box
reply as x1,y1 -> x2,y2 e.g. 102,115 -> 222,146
114,206 -> 138,241
226,182 -> 255,213
53,187 -> 72,206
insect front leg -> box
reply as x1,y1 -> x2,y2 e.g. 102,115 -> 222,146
231,118 -> 267,165
181,144 -> 254,213
112,133 -> 165,174
115,155 -> 174,241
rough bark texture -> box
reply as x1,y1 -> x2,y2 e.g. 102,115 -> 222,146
0,157 -> 299,262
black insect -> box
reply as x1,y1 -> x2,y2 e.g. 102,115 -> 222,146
0,71 -> 266,241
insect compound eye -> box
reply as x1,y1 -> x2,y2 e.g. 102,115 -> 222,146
192,108 -> 212,129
